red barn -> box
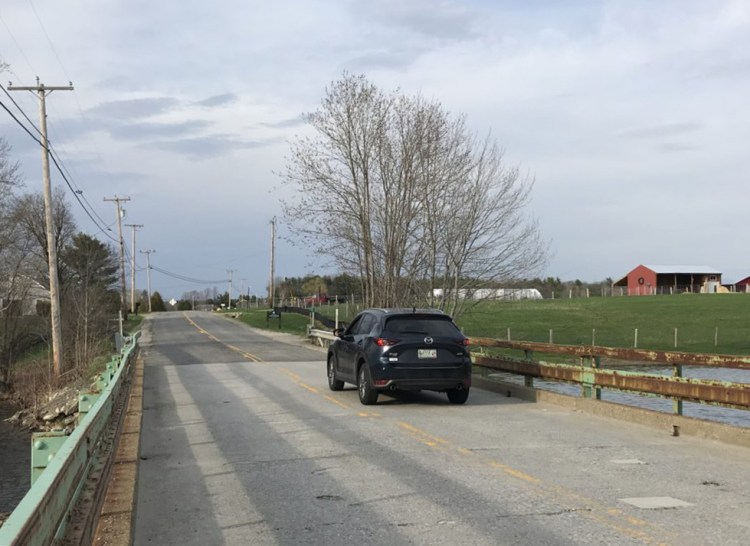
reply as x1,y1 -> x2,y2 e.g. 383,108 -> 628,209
613,265 -> 722,296
730,276 -> 750,293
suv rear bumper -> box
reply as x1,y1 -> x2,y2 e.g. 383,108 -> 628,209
370,363 -> 471,392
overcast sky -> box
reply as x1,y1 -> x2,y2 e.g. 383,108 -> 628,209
1,0 -> 749,300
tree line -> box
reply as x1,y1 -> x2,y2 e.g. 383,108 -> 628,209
0,137 -> 149,391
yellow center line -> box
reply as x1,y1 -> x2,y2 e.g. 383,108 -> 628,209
488,461 -> 540,484
397,421 -> 450,448
280,368 -> 302,381
323,395 -> 349,409
182,312 -> 262,362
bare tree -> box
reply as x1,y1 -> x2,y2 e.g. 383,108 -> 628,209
0,137 -> 27,389
282,73 -> 547,316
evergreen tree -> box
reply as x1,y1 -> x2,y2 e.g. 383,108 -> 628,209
151,291 -> 167,312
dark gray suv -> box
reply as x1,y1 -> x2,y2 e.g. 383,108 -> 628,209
326,308 -> 472,405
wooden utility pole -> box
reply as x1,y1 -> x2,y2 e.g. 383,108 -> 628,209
125,224 -> 143,313
8,78 -> 73,377
104,196 -> 130,318
140,249 -> 155,312
269,217 -> 276,307
226,269 -> 235,309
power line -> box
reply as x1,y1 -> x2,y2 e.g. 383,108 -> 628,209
0,85 -> 42,137
150,265 -> 227,285
0,95 -> 119,243
0,12 -> 36,76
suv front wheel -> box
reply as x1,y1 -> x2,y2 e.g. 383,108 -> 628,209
327,355 -> 344,391
358,365 -> 378,405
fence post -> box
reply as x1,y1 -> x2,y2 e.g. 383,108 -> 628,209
634,328 -> 638,348
592,328 -> 596,346
674,328 -> 678,348
507,328 -> 511,341
715,326 -> 719,347
549,329 -> 553,344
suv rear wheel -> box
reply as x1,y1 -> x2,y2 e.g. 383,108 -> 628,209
447,387 -> 469,404
327,355 -> 344,391
358,364 -> 378,405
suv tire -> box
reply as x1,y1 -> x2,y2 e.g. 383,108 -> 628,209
447,387 -> 469,404
358,364 -> 378,405
327,356 -> 344,391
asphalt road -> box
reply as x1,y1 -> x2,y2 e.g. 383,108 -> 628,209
134,311 -> 750,545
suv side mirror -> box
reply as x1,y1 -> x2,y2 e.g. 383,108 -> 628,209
333,327 -> 345,338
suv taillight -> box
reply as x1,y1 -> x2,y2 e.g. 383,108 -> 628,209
461,338 -> 470,346
375,338 -> 400,347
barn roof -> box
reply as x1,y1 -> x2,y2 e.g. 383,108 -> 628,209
643,265 -> 721,274
612,265 -> 723,286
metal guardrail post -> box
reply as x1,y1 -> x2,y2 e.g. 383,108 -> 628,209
78,392 -> 102,422
580,355 -> 601,400
523,349 -> 534,388
673,364 -> 684,415
31,431 -> 67,486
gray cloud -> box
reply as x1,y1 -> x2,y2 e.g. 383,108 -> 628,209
656,142 -> 699,153
195,93 -> 238,108
108,120 -> 212,141
143,134 -> 281,159
261,116 -> 306,129
345,48 -> 426,70
355,1 -> 478,41
87,97 -> 179,120
617,122 -> 704,139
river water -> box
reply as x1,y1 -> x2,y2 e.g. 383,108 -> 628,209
0,401 -> 30,515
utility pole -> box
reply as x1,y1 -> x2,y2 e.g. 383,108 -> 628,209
9,78 -> 73,377
140,250 -> 155,312
227,269 -> 235,309
269,217 -> 276,308
104,196 -> 131,319
125,223 -> 143,314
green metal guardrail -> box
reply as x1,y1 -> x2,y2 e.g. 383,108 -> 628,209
0,334 -> 139,546
307,329 -> 750,414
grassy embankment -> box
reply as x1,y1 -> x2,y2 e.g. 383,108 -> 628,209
6,313 -> 144,405
307,294 -> 750,355
231,308 -> 317,337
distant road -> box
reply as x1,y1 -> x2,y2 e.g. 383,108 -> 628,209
134,311 -> 750,545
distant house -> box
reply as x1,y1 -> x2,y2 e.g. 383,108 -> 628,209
612,265 -> 723,296
0,277 -> 50,316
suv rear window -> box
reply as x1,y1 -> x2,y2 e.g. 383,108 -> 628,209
383,316 -> 461,337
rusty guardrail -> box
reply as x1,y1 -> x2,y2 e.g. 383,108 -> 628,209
469,338 -> 750,413
305,329 -> 750,413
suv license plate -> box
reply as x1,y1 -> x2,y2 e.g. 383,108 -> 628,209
418,349 -> 437,359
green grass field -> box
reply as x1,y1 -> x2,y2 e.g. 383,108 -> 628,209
231,309 -> 317,337
310,294 -> 750,355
